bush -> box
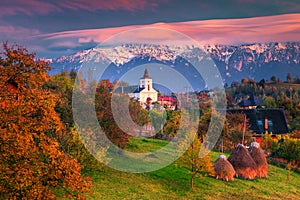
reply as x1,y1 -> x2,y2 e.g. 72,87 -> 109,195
262,132 -> 279,155
277,136 -> 300,165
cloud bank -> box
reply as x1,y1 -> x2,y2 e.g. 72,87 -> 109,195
1,0 -> 162,16
41,14 -> 300,47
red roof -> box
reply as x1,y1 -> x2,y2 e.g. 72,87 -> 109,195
158,96 -> 175,102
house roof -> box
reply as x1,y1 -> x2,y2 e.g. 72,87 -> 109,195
238,93 -> 262,107
227,108 -> 289,135
158,96 -> 175,102
114,85 -> 139,93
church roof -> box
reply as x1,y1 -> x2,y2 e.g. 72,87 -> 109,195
133,87 -> 145,93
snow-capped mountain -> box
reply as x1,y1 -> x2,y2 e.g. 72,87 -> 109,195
50,43 -> 202,70
207,42 -> 300,82
49,42 -> 300,85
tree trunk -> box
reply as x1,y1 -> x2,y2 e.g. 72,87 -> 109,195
286,162 -> 292,181
190,174 -> 195,189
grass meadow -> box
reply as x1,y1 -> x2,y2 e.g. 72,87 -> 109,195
59,138 -> 300,200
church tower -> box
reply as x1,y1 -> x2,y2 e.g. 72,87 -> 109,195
129,67 -> 157,104
140,68 -> 153,91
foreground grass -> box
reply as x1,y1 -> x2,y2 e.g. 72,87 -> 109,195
66,138 -> 300,199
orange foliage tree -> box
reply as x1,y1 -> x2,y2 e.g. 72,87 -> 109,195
0,44 -> 91,199
94,81 -> 130,148
178,132 -> 213,189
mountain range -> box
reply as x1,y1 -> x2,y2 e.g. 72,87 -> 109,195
48,42 -> 300,88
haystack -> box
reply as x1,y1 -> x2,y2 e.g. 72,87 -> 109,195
249,142 -> 268,178
228,144 -> 257,179
214,155 -> 236,181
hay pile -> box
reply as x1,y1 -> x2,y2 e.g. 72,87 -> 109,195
228,144 -> 257,179
214,155 -> 236,181
249,142 -> 268,178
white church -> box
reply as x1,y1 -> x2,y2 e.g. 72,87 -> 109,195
129,68 -> 158,104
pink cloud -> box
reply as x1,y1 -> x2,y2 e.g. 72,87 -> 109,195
1,0 -> 163,16
56,0 -> 154,11
0,24 -> 44,55
40,13 -> 300,47
1,0 -> 60,16
0,25 -> 40,39
49,41 -> 79,48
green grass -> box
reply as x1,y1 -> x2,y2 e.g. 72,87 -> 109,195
125,138 -> 169,153
69,138 -> 300,199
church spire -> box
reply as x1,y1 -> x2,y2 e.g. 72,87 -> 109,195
143,67 -> 149,78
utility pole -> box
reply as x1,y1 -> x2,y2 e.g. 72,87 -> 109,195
184,86 -> 190,102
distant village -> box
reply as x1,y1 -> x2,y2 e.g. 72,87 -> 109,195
114,67 -> 290,143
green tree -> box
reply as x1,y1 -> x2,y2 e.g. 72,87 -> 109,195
277,136 -> 300,181
45,72 -> 74,130
261,131 -> 279,155
149,108 -> 166,136
263,96 -> 277,108
271,75 -> 277,83
66,127 -> 110,171
287,73 -> 292,83
129,99 -> 150,131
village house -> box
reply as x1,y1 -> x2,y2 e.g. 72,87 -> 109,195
227,94 -> 289,144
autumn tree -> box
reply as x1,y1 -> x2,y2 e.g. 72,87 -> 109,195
225,113 -> 253,147
178,132 -> 213,189
94,81 -> 130,148
0,44 -> 91,199
197,109 -> 212,142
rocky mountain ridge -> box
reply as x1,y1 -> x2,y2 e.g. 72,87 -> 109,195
49,42 -> 300,84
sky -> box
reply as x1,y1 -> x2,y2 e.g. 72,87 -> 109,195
1,0 -> 300,58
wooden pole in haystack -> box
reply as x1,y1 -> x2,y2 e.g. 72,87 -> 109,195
242,114 -> 246,145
